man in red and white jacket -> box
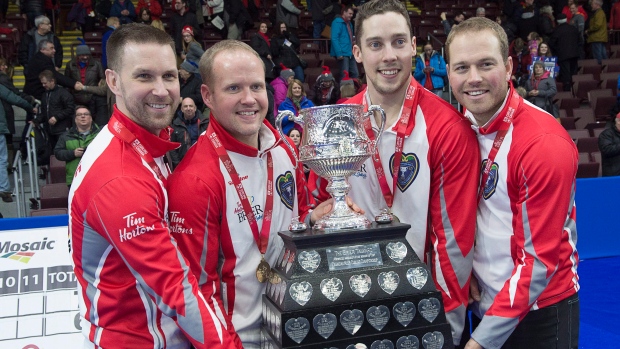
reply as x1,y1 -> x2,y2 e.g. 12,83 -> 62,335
447,17 -> 580,349
167,40 -> 335,349
69,24 -> 235,349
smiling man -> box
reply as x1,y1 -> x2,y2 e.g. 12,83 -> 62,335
69,23 -> 235,349
167,40 -> 338,348
446,17 -> 580,349
321,0 -> 480,346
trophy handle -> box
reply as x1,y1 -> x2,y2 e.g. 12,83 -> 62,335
275,110 -> 301,169
366,105 -> 387,151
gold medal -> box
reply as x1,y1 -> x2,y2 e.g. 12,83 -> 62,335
256,257 -> 271,283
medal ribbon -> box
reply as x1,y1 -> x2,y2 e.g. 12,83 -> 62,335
207,128 -> 274,254
362,79 -> 419,208
476,86 -> 521,203
109,119 -> 168,183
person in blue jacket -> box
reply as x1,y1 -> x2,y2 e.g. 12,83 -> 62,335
278,79 -> 314,135
330,6 -> 358,81
414,42 -> 447,99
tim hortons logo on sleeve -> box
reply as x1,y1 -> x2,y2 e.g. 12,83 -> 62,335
168,211 -> 193,234
119,212 -> 155,242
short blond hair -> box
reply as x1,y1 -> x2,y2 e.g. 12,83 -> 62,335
445,17 -> 509,64
199,40 -> 263,88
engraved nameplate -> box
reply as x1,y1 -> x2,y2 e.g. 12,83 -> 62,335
326,243 -> 383,271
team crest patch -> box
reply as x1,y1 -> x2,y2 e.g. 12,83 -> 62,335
390,153 -> 419,192
276,171 -> 295,210
481,160 -> 499,200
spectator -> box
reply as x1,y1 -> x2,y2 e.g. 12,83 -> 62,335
136,7 -> 152,24
171,0 -> 201,56
250,22 -> 275,80
337,70 -> 356,103
538,5 -> 555,40
587,0 -> 608,64
169,97 -> 208,169
101,16 -> 120,69
0,84 -> 37,203
525,61 -> 557,110
414,42 -> 447,99
224,0 -> 252,40
549,13 -> 580,91
270,63 -> 295,112
495,15 -> 517,43
311,0 -> 332,39
287,128 -> 301,149
278,78 -> 314,135
476,7 -> 485,17
446,17 -> 579,349
276,0 -> 301,33
18,15 -> 63,71
569,3 -> 585,59
0,58 -> 35,144
64,44 -> 108,126
68,0 -> 96,34
35,70 -> 76,150
151,19 -> 165,30
167,40 -> 329,349
202,0 -> 225,38
69,23 -> 235,349
313,65 -> 339,106
516,0 -> 538,41
179,60 -> 203,111
23,40 -> 80,101
562,0 -> 587,23
19,0 -> 45,28
599,113 -> 620,176
181,25 -> 205,64
441,11 -> 464,35
331,6 -> 358,80
526,31 -> 540,58
271,22 -> 305,82
537,41 -> 552,57
136,0 -> 161,20
110,0 -> 136,24
53,106 -> 101,186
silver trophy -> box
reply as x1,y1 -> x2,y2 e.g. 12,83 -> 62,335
276,104 -> 386,231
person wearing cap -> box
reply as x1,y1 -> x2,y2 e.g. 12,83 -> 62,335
549,13 -> 580,91
598,113 -> 620,176
414,42 -> 447,99
181,25 -> 205,64
180,60 -> 204,111
270,63 -> 295,112
312,65 -> 339,106
65,44 -> 109,126
337,70 -> 357,103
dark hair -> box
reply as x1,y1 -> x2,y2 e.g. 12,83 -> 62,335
354,0 -> 412,47
38,70 -> 54,81
75,105 -> 91,115
106,23 -> 175,71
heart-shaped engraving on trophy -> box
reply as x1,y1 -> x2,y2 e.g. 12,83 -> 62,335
421,331 -> 444,349
298,250 -> 321,273
284,317 -> 310,344
289,281 -> 313,306
396,335 -> 420,349
418,298 -> 441,323
371,339 -> 394,349
378,271 -> 400,295
320,277 -> 343,302
386,242 -> 408,263
366,305 -> 390,331
313,313 -> 337,339
340,309 -> 364,335
406,267 -> 428,290
349,274 -> 372,298
393,301 -> 416,327
346,344 -> 368,349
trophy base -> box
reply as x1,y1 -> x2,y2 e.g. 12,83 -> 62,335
313,212 -> 371,232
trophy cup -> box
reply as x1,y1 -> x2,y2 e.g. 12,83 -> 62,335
276,104 -> 386,231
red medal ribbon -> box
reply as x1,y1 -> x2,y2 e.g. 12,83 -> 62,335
362,78 -> 419,209
207,128 -> 274,253
476,86 -> 521,203
109,119 -> 169,183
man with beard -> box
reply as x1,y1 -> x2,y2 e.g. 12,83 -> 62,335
69,23 -> 236,349
314,0 -> 480,346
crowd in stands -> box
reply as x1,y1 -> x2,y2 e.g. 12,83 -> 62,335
3,0 -> 620,206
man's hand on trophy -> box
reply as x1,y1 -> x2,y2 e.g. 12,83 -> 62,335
310,197 -> 365,225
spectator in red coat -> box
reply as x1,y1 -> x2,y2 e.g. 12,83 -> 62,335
610,0 -> 620,29
562,0 -> 587,23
